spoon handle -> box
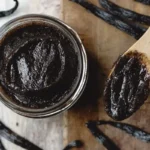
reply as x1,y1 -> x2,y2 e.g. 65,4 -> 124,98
125,27 -> 150,57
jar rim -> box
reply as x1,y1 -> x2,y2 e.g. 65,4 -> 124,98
0,14 -> 88,118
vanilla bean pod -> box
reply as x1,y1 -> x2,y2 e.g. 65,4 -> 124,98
70,0 -> 147,39
0,121 -> 42,150
96,120 -> 150,143
63,140 -> 83,150
86,121 -> 120,150
0,140 -> 5,150
0,0 -> 19,18
99,0 -> 150,25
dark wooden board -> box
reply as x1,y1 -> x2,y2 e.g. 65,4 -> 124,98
62,0 -> 150,149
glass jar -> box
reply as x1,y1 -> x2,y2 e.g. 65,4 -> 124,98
0,14 -> 88,118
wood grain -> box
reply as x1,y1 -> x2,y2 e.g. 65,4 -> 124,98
62,0 -> 150,149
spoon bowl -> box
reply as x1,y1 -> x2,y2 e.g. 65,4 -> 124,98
104,28 -> 150,121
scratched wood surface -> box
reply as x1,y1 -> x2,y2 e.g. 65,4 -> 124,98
62,0 -> 150,149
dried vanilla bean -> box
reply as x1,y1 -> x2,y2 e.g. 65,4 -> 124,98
0,0 -> 19,18
0,140 -> 5,150
97,120 -> 150,142
86,121 -> 120,150
99,0 -> 150,25
70,0 -> 147,39
0,121 -> 42,150
63,140 -> 83,150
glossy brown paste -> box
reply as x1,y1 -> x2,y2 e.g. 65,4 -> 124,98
0,22 -> 81,109
104,52 -> 150,120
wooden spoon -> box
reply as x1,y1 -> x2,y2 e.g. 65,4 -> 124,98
104,28 -> 150,121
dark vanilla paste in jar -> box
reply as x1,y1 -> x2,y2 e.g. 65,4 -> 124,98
0,22 -> 82,109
